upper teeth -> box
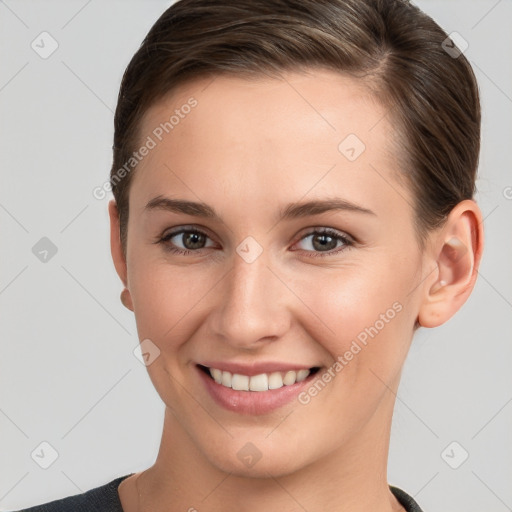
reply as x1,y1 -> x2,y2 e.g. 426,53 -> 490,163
209,367 -> 311,391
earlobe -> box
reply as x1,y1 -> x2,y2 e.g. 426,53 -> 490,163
108,199 -> 133,310
120,287 -> 134,311
417,200 -> 484,328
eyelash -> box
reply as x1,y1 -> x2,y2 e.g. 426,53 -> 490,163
156,226 -> 354,258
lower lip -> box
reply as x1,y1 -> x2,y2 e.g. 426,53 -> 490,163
196,366 -> 320,415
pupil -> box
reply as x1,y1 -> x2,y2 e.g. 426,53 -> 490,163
313,234 -> 336,251
185,232 -> 204,249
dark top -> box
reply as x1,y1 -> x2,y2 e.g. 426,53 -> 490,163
12,473 -> 424,511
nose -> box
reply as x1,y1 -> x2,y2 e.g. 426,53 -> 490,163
209,248 -> 291,350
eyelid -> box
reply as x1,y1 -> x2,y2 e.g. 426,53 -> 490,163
295,226 -> 355,243
291,227 -> 353,257
158,225 -> 218,247
157,225 -> 355,256
159,224 -> 354,242
159,224 -> 217,241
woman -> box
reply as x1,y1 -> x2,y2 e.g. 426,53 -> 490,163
16,0 -> 483,510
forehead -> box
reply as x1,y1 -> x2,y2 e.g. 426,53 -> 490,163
130,68 -> 408,218
140,68 -> 388,149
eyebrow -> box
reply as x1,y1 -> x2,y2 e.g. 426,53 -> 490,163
144,196 -> 376,221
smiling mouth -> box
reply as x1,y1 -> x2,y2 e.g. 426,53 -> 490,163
197,364 -> 321,392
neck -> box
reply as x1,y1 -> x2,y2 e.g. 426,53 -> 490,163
135,392 -> 404,512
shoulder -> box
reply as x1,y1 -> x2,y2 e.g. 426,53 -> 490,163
390,485 -> 425,512
10,474 -> 133,512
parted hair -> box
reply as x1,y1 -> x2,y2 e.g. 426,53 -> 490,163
110,0 -> 480,256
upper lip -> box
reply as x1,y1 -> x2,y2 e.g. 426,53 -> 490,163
197,361 -> 318,376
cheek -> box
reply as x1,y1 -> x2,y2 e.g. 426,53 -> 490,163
290,258 -> 415,380
128,250 -> 212,321
290,266 -> 413,424
295,263 -> 403,334
129,243 -> 418,365
127,261 -> 211,403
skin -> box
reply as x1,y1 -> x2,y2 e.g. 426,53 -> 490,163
110,68 -> 484,512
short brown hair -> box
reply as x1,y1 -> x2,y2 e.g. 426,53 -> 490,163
110,0 -> 480,256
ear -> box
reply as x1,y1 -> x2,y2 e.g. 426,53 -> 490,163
417,199 -> 484,328
108,199 -> 134,311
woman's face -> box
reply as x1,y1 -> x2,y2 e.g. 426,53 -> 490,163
113,69 -> 430,477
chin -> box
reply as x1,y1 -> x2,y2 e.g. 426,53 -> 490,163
214,453 -> 302,479
200,438 -> 311,479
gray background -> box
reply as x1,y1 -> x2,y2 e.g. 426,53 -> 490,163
0,1 -> 511,511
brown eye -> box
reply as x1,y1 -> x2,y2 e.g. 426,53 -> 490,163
294,228 -> 353,258
179,231 -> 207,250
311,233 -> 338,251
159,228 -> 215,255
